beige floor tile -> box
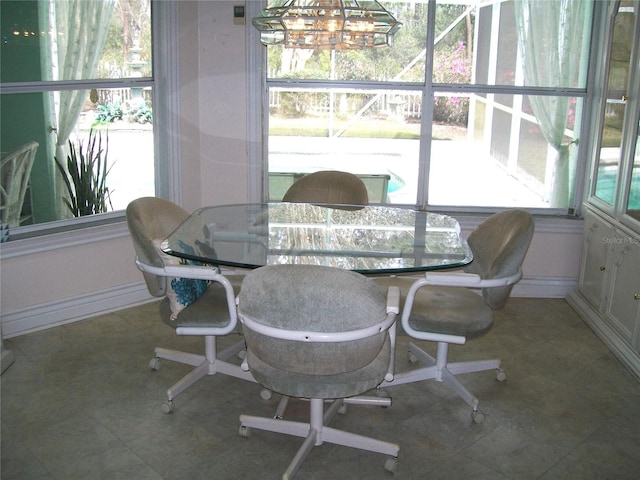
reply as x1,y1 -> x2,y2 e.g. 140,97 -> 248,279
2,298 -> 639,479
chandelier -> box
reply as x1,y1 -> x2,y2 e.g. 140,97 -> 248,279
252,0 -> 402,50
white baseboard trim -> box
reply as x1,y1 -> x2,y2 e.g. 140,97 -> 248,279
1,282 -> 154,338
511,276 -> 577,299
2,275 -> 576,338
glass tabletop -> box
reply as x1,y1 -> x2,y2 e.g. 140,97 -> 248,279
162,203 -> 473,274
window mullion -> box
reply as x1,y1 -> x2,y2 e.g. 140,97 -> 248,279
0,78 -> 153,95
246,0 -> 266,203
417,0 -> 438,210
152,0 -> 178,202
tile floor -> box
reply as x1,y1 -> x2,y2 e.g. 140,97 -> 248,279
2,298 -> 640,479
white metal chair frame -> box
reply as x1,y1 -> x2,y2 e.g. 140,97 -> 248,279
238,285 -> 401,479
1,141 -> 38,228
380,269 -> 522,423
135,260 -> 255,413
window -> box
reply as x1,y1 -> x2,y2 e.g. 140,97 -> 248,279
592,2 -> 637,211
259,0 -> 594,212
0,0 -> 156,234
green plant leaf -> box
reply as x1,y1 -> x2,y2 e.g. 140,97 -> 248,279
54,128 -> 113,217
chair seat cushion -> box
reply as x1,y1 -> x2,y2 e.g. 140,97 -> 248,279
159,274 -> 244,329
408,285 -> 493,339
371,276 -> 492,339
247,335 -> 391,399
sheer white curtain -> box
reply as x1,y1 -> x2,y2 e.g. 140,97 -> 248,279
53,0 -> 114,150
40,0 -> 114,159
39,0 -> 114,216
514,0 -> 591,207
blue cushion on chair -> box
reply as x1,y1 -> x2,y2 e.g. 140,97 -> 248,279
154,239 -> 209,321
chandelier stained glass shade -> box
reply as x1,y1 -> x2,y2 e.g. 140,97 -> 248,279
252,0 -> 402,50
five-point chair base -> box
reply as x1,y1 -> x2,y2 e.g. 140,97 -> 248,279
151,335 -> 255,413
239,396 -> 399,479
380,341 -> 505,423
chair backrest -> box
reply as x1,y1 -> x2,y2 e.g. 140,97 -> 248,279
0,141 -> 38,227
282,170 -> 369,206
464,209 -> 534,310
126,197 -> 190,297
238,264 -> 388,376
358,173 -> 390,203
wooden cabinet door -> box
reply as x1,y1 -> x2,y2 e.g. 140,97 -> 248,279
579,209 -> 613,310
604,233 -> 640,346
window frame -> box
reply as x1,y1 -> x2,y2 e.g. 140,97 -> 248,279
0,0 -> 178,255
247,0 -> 603,216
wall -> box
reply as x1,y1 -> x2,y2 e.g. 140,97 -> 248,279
196,1 -> 250,209
0,1 -> 583,338
1,1 -> 249,336
0,225 -> 142,331
178,1 -> 249,211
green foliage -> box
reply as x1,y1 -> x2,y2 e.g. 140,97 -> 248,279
93,99 -> 153,125
277,72 -> 321,118
96,0 -> 152,78
435,4 -> 470,47
126,102 -> 153,124
95,102 -> 123,124
266,3 -> 475,127
269,116 -> 420,139
55,129 -> 113,217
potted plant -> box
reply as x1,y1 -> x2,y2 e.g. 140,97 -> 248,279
55,128 -> 113,217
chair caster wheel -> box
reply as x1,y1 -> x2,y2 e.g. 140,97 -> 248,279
161,401 -> 173,414
149,358 -> 161,371
471,409 -> 485,424
384,457 -> 399,474
496,369 -> 507,382
239,425 -> 251,438
259,388 -> 272,400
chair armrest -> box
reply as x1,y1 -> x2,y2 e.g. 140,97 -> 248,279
384,286 -> 400,381
422,271 -> 483,287
399,269 -> 523,344
386,286 -> 400,315
135,258 -> 238,331
239,310 -> 396,343
162,264 -> 229,282
136,258 -> 223,281
420,270 -> 522,288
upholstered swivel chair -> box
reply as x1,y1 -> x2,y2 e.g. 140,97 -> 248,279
378,209 -> 534,422
126,197 -> 254,413
237,264 -> 400,479
1,141 -> 38,228
281,170 -> 374,416
282,170 -> 369,206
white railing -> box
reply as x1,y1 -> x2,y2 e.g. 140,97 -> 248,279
95,87 -> 153,106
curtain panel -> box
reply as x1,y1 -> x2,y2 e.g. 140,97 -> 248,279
514,0 -> 592,207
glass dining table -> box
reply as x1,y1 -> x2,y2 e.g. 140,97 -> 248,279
162,202 -> 473,274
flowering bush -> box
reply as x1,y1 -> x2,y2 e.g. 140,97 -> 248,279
433,42 -> 471,125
